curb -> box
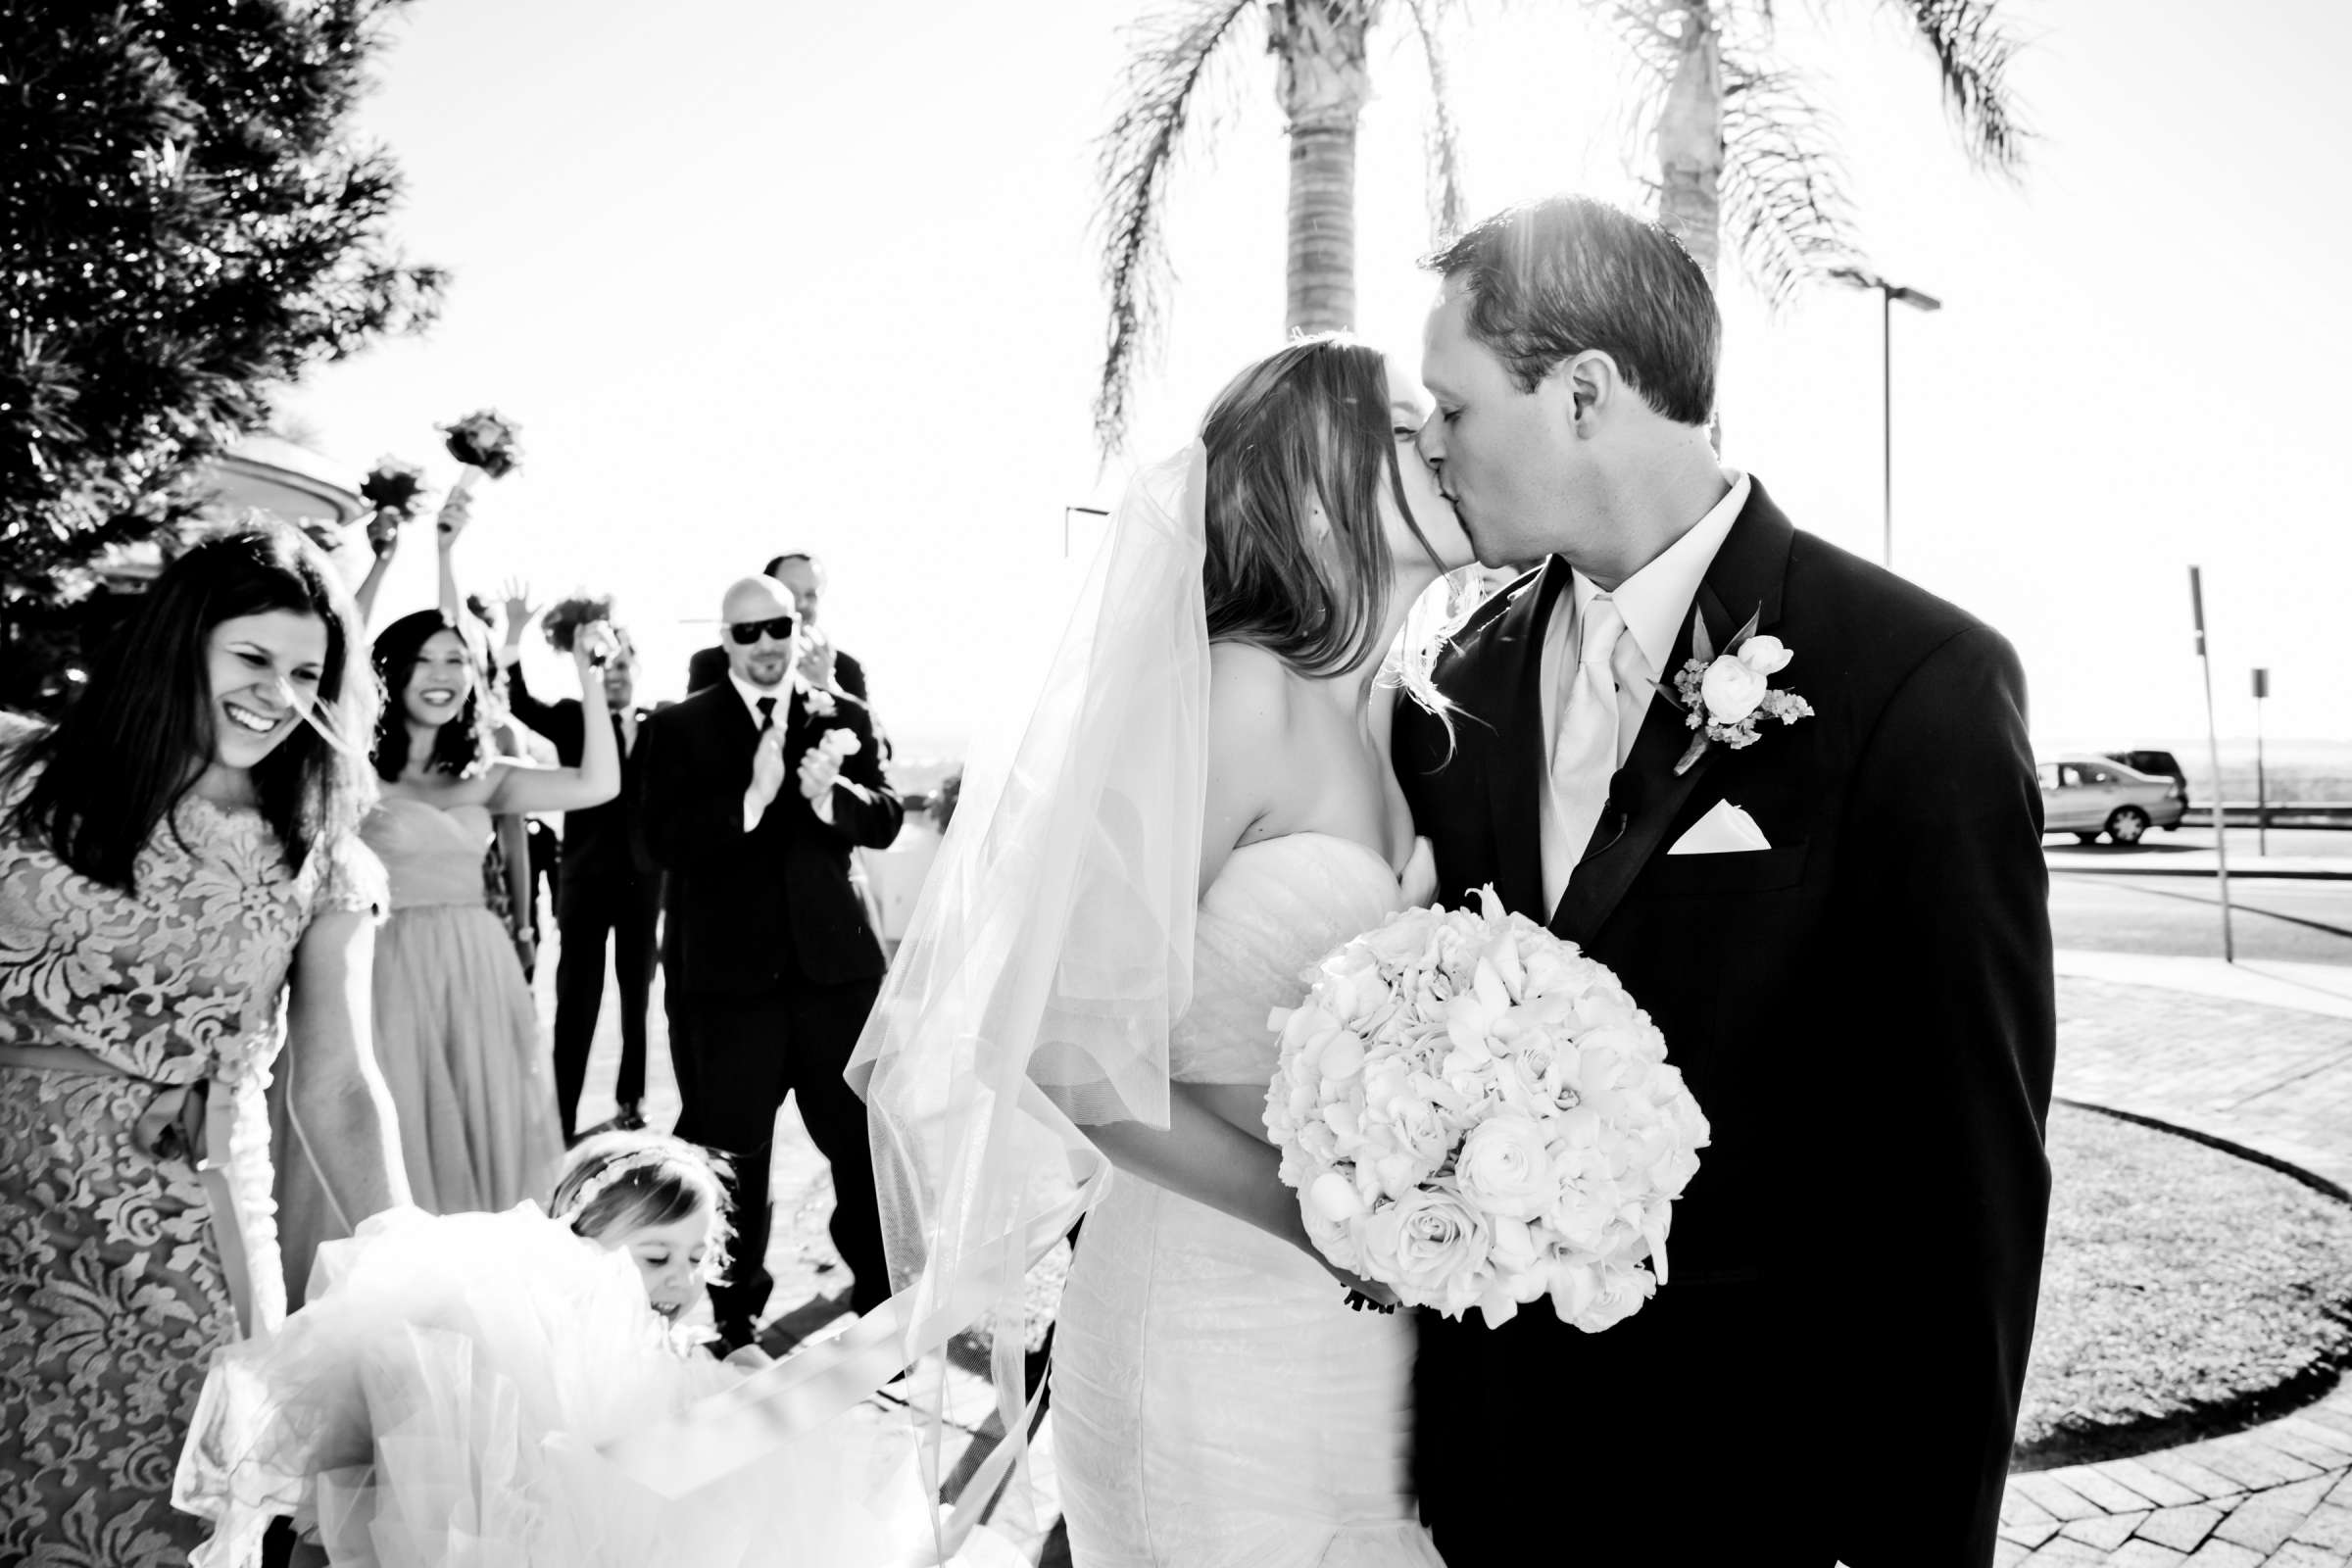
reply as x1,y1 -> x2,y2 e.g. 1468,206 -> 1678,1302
2047,859 -> 2352,882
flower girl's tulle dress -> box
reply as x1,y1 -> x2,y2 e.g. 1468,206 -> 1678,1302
173,1204 -> 1019,1568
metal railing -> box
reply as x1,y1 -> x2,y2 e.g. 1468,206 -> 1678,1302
2183,804 -> 2352,830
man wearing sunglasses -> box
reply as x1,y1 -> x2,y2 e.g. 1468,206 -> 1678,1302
633,573 -> 905,1350
684,551 -> 867,707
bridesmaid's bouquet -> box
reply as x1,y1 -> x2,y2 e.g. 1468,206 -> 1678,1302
440,409 -> 524,485
541,593 -> 616,654
1263,889 -> 1709,1330
358,458 -> 426,516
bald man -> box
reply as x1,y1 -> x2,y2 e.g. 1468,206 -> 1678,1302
633,574 -> 905,1347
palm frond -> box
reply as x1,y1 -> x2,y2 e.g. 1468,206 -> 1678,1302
1716,27 -> 1868,308
1590,0 -> 1685,196
1092,0 -> 1263,458
1398,0 -> 1468,244
1885,0 -> 2030,173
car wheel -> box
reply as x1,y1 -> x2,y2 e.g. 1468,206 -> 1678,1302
2106,807 -> 2150,845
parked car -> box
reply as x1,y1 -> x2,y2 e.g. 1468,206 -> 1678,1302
2100,749 -> 2189,808
2038,755 -> 2187,844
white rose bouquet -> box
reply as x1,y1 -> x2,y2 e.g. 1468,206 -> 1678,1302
1263,888 -> 1709,1330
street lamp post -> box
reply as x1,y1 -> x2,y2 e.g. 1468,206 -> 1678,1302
2253,666 -> 2271,858
1835,270 -> 1942,570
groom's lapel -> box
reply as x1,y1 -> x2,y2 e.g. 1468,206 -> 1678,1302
1478,558 -> 1570,921
1549,482 -> 1796,945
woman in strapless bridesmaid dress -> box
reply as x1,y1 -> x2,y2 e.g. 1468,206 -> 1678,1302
355,585 -> 626,1216
277,502 -> 626,1258
1045,338 -> 1477,1566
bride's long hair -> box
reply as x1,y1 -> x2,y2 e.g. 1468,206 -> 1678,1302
1199,334 -> 1465,723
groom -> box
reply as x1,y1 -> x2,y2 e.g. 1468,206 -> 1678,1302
1395,197 -> 2054,1566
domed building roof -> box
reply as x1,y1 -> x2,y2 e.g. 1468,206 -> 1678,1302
197,432 -> 366,528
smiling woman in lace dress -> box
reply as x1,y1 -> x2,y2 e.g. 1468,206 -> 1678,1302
0,526 -> 409,1566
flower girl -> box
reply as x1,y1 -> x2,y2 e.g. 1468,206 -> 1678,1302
551,1131 -> 772,1364
174,1141 -> 1015,1565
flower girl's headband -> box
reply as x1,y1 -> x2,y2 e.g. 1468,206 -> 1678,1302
557,1150 -> 668,1224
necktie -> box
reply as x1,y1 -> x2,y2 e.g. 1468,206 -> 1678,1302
1542,594 -> 1627,914
755,696 -> 777,734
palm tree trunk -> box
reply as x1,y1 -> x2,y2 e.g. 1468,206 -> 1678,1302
1654,5 -> 1723,286
1271,0 -> 1377,334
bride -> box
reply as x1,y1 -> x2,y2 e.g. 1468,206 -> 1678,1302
855,334 -> 1472,1566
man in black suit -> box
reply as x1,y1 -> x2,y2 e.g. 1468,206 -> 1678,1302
1396,196 -> 2053,1567
636,573 -> 904,1346
685,552 -> 868,710
498,607 -> 659,1140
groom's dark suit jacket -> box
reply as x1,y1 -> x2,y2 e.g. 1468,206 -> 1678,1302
1395,479 -> 2054,1568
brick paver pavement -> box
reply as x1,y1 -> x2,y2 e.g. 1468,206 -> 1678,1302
1992,970 -> 2352,1566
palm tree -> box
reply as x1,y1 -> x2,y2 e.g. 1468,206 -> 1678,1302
1092,0 -> 1469,454
1599,0 -> 2028,300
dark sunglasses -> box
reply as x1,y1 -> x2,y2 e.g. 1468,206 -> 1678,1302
725,614 -> 799,646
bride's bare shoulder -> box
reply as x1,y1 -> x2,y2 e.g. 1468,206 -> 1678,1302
1207,641 -> 1298,743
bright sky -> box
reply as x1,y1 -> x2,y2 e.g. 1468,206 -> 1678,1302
288,0 -> 2352,761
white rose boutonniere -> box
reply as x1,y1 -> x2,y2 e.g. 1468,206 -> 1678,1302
795,675 -> 839,719
1666,608 -> 1813,775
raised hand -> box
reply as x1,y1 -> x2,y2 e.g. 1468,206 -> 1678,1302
500,576 -> 539,642
366,507 -> 402,562
572,619 -> 618,678
435,487 -> 473,550
796,625 -> 836,688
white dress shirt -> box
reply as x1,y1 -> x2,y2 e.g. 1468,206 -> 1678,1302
726,669 -> 788,730
1537,470 -> 1751,904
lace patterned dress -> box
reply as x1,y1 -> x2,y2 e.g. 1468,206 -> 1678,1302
0,753 -> 385,1567
1050,833 -> 1446,1568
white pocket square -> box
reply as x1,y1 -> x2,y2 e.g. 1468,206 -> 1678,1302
1667,800 -> 1771,856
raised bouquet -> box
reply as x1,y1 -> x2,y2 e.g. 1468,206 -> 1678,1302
1264,889 -> 1709,1330
541,593 -> 616,655
358,458 -> 425,516
440,408 -> 523,486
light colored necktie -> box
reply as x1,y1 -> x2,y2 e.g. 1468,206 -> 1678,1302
1543,594 -> 1627,914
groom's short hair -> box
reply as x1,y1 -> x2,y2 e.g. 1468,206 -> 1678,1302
1424,196 -> 1718,427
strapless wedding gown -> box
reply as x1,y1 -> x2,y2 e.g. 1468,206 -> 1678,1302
1050,833 -> 1446,1567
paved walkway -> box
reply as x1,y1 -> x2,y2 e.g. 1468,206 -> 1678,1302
1993,957 -> 2352,1565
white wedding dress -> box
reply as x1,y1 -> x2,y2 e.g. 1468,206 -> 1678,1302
173,1205 -> 1024,1568
1050,832 -> 1447,1568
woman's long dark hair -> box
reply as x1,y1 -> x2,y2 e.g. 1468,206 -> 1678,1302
0,525 -> 377,892
370,610 -> 491,781
1199,334 -> 1442,677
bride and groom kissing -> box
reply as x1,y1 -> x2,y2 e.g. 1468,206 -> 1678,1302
862,192 -> 2054,1568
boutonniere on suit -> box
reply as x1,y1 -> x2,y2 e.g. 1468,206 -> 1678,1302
795,676 -> 839,719
1663,605 -> 1814,775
